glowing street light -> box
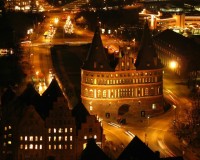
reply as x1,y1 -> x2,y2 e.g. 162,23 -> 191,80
169,60 -> 177,72
54,17 -> 59,25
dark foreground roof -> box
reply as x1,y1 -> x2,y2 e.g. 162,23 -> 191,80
117,136 -> 159,160
80,138 -> 111,160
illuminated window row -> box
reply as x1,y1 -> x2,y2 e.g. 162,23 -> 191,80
84,76 -> 160,85
4,126 -> 12,131
85,71 -> 161,78
3,141 -> 12,146
48,128 -> 73,133
48,136 -> 73,142
20,144 -> 42,150
84,87 -> 162,98
4,134 -> 12,139
20,136 -> 43,141
48,144 -> 73,150
84,135 -> 97,140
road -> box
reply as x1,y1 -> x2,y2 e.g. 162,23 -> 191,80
21,8 -> 196,160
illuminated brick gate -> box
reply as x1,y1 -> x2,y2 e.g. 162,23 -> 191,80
81,23 -> 164,121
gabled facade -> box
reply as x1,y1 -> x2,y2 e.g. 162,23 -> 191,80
81,23 -> 164,121
0,79 -> 104,160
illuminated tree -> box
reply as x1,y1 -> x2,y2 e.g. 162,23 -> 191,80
64,16 -> 74,34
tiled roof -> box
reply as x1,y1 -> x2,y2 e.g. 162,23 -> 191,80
135,22 -> 163,70
82,26 -> 113,71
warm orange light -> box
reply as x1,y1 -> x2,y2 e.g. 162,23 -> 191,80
170,61 -> 177,69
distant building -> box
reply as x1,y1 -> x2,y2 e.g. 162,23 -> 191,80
153,29 -> 200,82
139,9 -> 200,35
4,0 -> 44,12
0,79 -> 104,160
81,23 -> 164,121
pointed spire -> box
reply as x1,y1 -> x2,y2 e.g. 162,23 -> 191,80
82,26 -> 113,71
135,22 -> 162,70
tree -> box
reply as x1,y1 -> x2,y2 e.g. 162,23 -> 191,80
64,16 -> 74,34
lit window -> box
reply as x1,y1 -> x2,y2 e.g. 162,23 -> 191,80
40,136 -> 42,141
4,135 -> 6,138
58,128 -> 62,133
35,144 -> 38,149
29,144 -> 33,149
84,136 -> 87,139
152,104 -> 156,109
65,136 -> 67,141
8,134 -> 12,137
70,144 -> 72,149
30,136 -> 33,141
20,136 -> 23,141
20,144 -> 23,149
70,136 -> 72,141
48,128 -> 51,133
54,136 -> 56,141
65,128 -> 67,133
64,145 -> 67,149
4,127 -> 7,131
25,144 -> 28,150
8,126 -> 11,129
90,105 -> 93,111
70,128 -> 72,132
59,144 -> 62,149
49,145 -> 51,150
3,142 -> 6,146
54,128 -> 56,133
25,136 -> 27,141
35,136 -> 38,141
39,145 -> 42,149
48,136 -> 51,142
54,145 -> 56,150
58,136 -> 62,141
94,135 -> 97,139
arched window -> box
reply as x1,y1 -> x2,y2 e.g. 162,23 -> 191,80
84,88 -> 88,97
97,90 -> 101,98
145,88 -> 149,96
103,90 -> 107,98
89,89 -> 93,98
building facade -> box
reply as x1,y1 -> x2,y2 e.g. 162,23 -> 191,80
153,29 -> 200,79
81,23 -> 164,121
0,80 -> 104,160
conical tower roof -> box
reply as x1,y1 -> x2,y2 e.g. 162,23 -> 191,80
135,22 -> 162,70
82,26 -> 113,71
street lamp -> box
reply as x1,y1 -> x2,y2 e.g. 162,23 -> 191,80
173,105 -> 177,123
169,60 -> 177,73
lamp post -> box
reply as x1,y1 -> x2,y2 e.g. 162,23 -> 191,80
169,60 -> 177,74
173,105 -> 177,123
